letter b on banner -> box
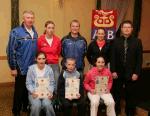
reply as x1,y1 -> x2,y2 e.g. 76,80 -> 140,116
107,30 -> 114,40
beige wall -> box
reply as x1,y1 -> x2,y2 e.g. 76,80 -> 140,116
0,61 -> 15,83
0,0 -> 11,55
19,0 -> 95,43
0,0 -> 12,83
0,0 -> 150,83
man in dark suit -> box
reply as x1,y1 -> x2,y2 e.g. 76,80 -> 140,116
110,20 -> 143,116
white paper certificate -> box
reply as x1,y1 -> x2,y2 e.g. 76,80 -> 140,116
35,77 -> 50,99
95,76 -> 108,95
65,78 -> 80,99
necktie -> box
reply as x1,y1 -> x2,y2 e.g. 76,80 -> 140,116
124,39 -> 128,64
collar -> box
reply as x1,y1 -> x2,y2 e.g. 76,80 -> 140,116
65,68 -> 77,74
45,34 -> 53,40
68,32 -> 81,38
21,23 -> 36,33
121,35 -> 132,40
96,39 -> 106,48
93,67 -> 105,74
63,69 -> 80,79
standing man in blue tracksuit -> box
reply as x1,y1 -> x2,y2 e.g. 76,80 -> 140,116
7,10 -> 38,116
61,19 -> 87,78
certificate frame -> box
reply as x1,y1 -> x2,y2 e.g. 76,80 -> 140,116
94,76 -> 108,95
65,78 -> 80,99
35,77 -> 50,99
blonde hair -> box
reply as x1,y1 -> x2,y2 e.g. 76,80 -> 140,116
70,19 -> 80,27
23,10 -> 35,16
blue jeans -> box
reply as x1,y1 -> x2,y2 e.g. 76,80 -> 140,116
29,95 -> 55,116
48,64 -> 60,93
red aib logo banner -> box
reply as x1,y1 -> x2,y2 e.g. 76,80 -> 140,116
91,10 -> 117,40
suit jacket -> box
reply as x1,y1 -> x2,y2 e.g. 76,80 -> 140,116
110,36 -> 143,80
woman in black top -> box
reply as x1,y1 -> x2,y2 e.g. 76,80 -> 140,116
87,28 -> 111,66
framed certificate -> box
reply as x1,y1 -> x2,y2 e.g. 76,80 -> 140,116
94,76 -> 108,94
35,77 -> 50,99
65,78 -> 80,99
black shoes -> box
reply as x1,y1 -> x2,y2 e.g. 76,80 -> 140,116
126,110 -> 135,116
22,107 -> 28,112
22,105 -> 29,112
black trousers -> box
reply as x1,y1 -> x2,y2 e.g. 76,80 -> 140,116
60,97 -> 86,116
111,77 -> 138,115
12,74 -> 28,113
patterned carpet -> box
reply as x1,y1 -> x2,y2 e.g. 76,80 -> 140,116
0,85 -> 106,116
0,85 -> 27,116
0,84 -> 148,116
0,86 -> 13,116
0,84 -> 118,116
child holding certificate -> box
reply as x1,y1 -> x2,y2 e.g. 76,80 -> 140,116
26,52 -> 55,116
57,58 -> 85,116
84,56 -> 116,116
